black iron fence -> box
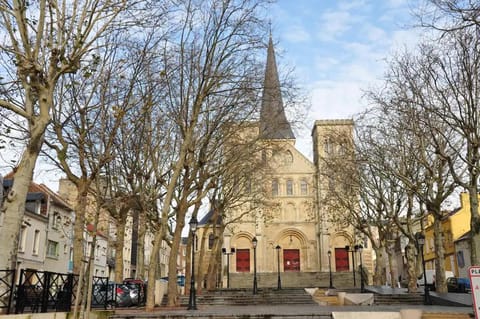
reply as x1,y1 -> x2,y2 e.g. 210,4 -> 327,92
0,270 -> 15,314
0,269 -> 146,314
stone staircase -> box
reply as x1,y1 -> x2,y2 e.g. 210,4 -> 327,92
177,288 -> 317,306
373,292 -> 424,305
422,313 -> 473,319
229,271 -> 356,289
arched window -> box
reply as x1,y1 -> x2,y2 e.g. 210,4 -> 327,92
286,179 -> 293,195
272,179 -> 279,196
208,233 -> 214,250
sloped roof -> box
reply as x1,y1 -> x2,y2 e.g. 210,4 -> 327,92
198,209 -> 223,226
3,174 -> 72,211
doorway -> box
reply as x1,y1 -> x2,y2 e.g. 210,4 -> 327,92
236,249 -> 250,272
335,247 -> 349,271
283,249 -> 300,271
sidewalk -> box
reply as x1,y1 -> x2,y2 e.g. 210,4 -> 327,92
111,303 -> 475,318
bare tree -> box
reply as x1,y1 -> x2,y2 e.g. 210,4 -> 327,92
393,29 -> 480,265
0,0 -> 132,270
143,0 -> 269,310
418,0 -> 480,32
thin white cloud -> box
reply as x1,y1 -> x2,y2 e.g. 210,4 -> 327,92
317,10 -> 354,41
283,24 -> 311,43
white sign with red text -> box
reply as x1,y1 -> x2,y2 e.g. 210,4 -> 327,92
469,266 -> 480,319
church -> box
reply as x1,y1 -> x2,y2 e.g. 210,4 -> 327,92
198,36 -> 372,287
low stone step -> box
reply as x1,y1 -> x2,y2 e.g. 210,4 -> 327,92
422,312 -> 473,319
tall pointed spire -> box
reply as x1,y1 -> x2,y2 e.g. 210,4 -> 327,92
260,35 -> 295,140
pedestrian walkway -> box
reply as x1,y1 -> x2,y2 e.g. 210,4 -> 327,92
111,303 -> 474,319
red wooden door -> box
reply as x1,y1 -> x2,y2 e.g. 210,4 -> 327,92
283,249 -> 300,271
236,249 -> 250,272
335,248 -> 349,272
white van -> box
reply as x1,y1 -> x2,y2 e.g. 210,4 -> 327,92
417,270 -> 454,289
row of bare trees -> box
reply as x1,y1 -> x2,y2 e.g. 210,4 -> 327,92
0,0 -> 295,313
320,1 -> 480,293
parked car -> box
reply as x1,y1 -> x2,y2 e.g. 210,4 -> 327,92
92,282 -> 132,308
446,277 -> 471,293
123,278 -> 146,306
417,270 -> 454,291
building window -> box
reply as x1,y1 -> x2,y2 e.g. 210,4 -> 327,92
324,138 -> 333,155
286,180 -> 293,195
457,251 -> 465,268
33,230 -> 40,255
47,240 -> 59,257
272,179 -> 279,196
208,233 -> 214,250
300,180 -> 308,195
18,225 -> 27,252
52,212 -> 60,229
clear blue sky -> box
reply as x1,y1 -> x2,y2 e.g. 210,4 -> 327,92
269,0 -> 422,158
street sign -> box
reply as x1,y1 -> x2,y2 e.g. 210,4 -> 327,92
469,266 -> 480,319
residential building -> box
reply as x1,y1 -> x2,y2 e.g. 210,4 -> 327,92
58,178 -> 170,280
423,193 -> 476,277
1,175 -> 74,277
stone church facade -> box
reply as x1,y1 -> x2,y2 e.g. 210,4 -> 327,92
219,37 -> 372,282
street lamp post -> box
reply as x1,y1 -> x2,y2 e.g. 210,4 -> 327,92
327,250 -> 334,288
416,232 -> 430,305
252,237 -> 258,295
358,245 -> 364,293
222,248 -> 235,288
345,245 -> 356,287
187,216 -> 198,310
275,245 -> 281,290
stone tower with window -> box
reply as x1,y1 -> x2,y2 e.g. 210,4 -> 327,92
212,36 -> 363,285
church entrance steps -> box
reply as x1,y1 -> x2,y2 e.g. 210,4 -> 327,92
372,293 -> 424,305
177,288 -> 317,307
229,272 -> 358,289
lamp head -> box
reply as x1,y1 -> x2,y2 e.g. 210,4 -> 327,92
231,248 -> 236,253
189,216 -> 198,233
358,244 -> 363,253
275,245 -> 281,250
415,232 -> 425,246
222,248 -> 226,254
252,237 -> 258,248
328,250 -> 331,257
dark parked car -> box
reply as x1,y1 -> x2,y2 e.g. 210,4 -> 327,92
446,277 -> 471,293
92,282 -> 133,308
123,278 -> 146,306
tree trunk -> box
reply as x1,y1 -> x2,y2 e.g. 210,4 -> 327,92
387,245 -> 398,287
468,185 -> 480,265
136,210 -> 147,280
433,217 -> 447,292
0,129 -> 46,269
405,243 -> 418,292
196,224 -> 210,295
145,222 -> 165,311
373,246 -> 387,285
115,215 -> 127,282
166,209 -> 186,306
206,236 -> 222,290
73,181 -> 90,275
